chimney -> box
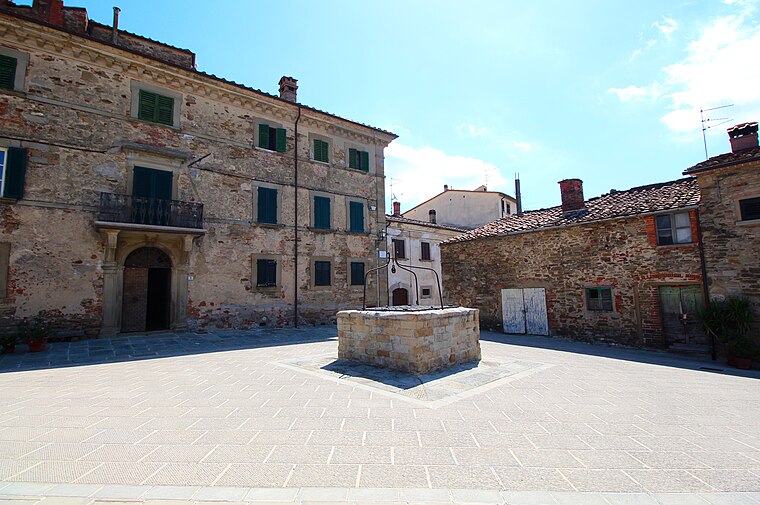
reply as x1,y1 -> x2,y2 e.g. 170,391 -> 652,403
32,0 -> 64,26
727,122 -> 758,153
515,175 -> 523,216
112,7 -> 120,44
278,76 -> 298,103
443,184 -> 448,191
429,209 -> 436,224
392,201 -> 401,217
558,179 -> 586,215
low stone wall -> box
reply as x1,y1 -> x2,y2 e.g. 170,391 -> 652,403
337,307 -> 481,374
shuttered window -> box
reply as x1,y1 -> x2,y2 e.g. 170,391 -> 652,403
349,201 -> 364,232
655,212 -> 692,245
348,148 -> 370,172
586,287 -> 613,311
392,239 -> 406,259
739,197 -> 760,221
138,89 -> 175,126
0,242 -> 9,299
257,187 -> 278,224
350,262 -> 365,286
314,261 -> 331,286
420,242 -> 431,260
314,196 -> 331,229
258,124 -> 286,152
0,147 -> 27,199
313,139 -> 329,163
256,259 -> 277,287
0,54 -> 17,90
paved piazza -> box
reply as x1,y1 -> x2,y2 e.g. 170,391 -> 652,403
0,327 -> 759,504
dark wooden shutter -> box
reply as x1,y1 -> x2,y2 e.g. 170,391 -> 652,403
350,262 -> 365,286
3,147 -> 26,199
315,261 -> 331,286
348,148 -> 358,169
133,167 -> 172,199
393,239 -> 405,259
361,151 -> 370,172
0,54 -> 17,90
314,139 -> 329,162
138,90 -> 157,121
349,201 -> 364,232
258,187 -> 277,224
257,259 -> 277,287
740,197 -> 760,221
314,196 -> 330,229
421,242 -> 431,260
258,124 -> 270,149
156,94 -> 174,126
275,128 -> 286,152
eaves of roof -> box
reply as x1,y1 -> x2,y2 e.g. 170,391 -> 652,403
385,215 -> 467,232
683,147 -> 760,175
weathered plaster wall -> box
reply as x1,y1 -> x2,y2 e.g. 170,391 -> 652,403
404,191 -> 516,230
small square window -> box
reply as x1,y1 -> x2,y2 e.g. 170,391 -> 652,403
348,148 -> 370,171
586,287 -> 613,311
313,139 -> 329,163
258,124 -> 286,152
350,262 -> 365,286
315,261 -> 331,286
739,197 -> 760,221
656,212 -> 692,245
138,89 -> 175,126
256,259 -> 277,287
421,287 -> 432,298
420,242 -> 431,261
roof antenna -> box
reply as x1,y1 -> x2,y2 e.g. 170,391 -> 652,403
389,177 -> 402,202
701,104 -> 733,160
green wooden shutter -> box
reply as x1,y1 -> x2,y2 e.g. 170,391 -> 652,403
138,90 -> 157,121
0,55 -> 17,90
257,259 -> 277,286
361,151 -> 370,172
258,124 -> 270,149
266,259 -> 277,286
156,94 -> 174,126
258,187 -> 277,224
275,128 -> 286,152
348,148 -> 358,169
349,201 -> 364,232
314,139 -> 329,162
314,196 -> 330,229
350,262 -> 365,286
3,147 -> 26,199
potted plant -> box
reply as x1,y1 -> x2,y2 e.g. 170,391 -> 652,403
1,333 -> 19,354
699,298 -> 755,369
18,316 -> 50,353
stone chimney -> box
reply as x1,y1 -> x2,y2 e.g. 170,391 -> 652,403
429,209 -> 436,224
32,0 -> 65,26
727,122 -> 758,153
559,179 -> 586,215
278,76 -> 298,103
443,184 -> 449,191
392,201 -> 401,217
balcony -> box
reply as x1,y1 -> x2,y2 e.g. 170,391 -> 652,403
97,193 -> 204,230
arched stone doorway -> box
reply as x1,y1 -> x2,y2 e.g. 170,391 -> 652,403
121,247 -> 172,332
392,287 -> 409,306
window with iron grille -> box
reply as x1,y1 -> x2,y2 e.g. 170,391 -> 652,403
350,262 -> 365,286
314,261 -> 331,286
586,287 -> 613,311
420,242 -> 431,260
655,212 -> 692,245
392,239 -> 406,259
256,259 -> 277,287
739,197 -> 760,221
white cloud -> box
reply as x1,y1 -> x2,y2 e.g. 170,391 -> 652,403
457,123 -> 489,137
384,143 -> 508,210
512,140 -> 539,152
608,84 -> 660,102
653,17 -> 678,38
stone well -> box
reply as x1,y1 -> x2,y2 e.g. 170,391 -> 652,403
337,307 -> 481,374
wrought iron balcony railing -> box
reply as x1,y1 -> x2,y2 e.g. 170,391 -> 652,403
98,193 -> 204,229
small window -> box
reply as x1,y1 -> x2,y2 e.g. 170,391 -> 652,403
258,124 -> 286,152
257,187 -> 278,224
0,147 -> 27,199
314,196 -> 331,229
315,260 -> 331,286
350,262 -> 365,286
256,259 -> 277,287
348,148 -> 370,172
586,287 -> 613,311
421,287 -> 432,298
739,197 -> 760,221
392,239 -> 406,259
349,201 -> 364,232
655,212 -> 692,245
138,89 -> 175,126
420,242 -> 431,261
313,139 -> 329,163
506,203 -> 511,215
0,54 -> 17,90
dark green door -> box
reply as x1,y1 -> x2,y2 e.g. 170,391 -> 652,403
659,285 -> 706,351
132,167 -> 173,225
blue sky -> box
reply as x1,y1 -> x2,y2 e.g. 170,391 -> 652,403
59,0 -> 760,211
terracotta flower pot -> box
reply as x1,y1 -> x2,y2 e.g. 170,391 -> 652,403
27,339 -> 46,352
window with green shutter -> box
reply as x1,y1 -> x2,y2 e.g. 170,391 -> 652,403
258,124 -> 287,152
313,139 -> 329,163
256,259 -> 277,287
349,201 -> 364,232
257,187 -> 278,224
586,287 -> 613,311
314,261 -> 331,286
0,54 -> 17,91
350,262 -> 365,286
314,196 -> 331,229
348,148 -> 370,171
138,89 -> 175,126
0,147 -> 26,200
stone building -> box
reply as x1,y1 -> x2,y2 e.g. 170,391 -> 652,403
403,184 -> 518,230
384,201 -> 465,307
0,0 -> 396,337
441,178 -> 707,351
683,122 -> 760,332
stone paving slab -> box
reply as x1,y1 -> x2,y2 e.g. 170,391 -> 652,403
0,327 -> 759,500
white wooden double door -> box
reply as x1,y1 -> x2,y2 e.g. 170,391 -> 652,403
501,288 -> 549,335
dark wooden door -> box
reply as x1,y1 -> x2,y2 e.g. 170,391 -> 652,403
659,285 -> 706,351
392,288 -> 409,306
121,248 -> 172,333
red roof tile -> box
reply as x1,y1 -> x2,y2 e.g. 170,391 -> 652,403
444,178 -> 700,244
683,146 -> 760,174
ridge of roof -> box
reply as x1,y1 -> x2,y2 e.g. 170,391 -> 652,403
443,177 -> 700,245
87,20 -> 194,55
683,146 -> 760,174
385,214 -> 468,232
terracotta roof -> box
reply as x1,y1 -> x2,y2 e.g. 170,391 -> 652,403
443,177 -> 700,244
385,215 -> 467,232
683,146 -> 760,174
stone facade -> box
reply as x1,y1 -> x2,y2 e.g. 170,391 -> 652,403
0,1 -> 396,338
442,179 -> 705,350
337,307 -> 481,374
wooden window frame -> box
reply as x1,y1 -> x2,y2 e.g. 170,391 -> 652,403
251,254 -> 281,291
586,287 -> 613,312
655,212 -> 692,245
739,196 -> 760,222
392,238 -> 406,259
312,257 -> 333,288
349,260 -> 366,287
420,241 -> 431,261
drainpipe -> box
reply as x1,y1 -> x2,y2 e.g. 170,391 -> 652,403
293,106 -> 301,327
695,208 -> 715,361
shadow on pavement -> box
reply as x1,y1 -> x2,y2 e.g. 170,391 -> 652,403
0,326 -> 338,373
481,330 -> 760,379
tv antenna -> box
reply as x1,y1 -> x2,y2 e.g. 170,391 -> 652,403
701,104 -> 733,160
389,177 -> 403,202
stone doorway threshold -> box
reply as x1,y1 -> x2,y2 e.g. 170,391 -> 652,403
276,354 -> 552,409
